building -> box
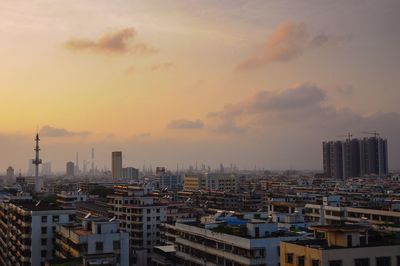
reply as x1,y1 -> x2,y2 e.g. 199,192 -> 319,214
158,173 -> 183,191
108,185 -> 167,265
280,225 -> 400,266
56,191 -> 89,208
305,203 -> 400,231
323,136 -> 388,179
162,215 -> 302,266
122,167 -> 139,179
0,199 -> 75,266
6,166 -> 14,183
41,162 -> 52,176
183,175 -> 203,191
205,173 -> 239,192
112,151 -> 123,179
54,217 -> 129,265
66,161 -> 75,177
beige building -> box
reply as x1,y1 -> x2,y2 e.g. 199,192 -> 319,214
280,225 -> 400,266
183,175 -> 203,191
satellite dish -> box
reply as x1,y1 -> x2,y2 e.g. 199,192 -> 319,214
109,216 -> 116,222
84,212 -> 92,219
35,201 -> 41,207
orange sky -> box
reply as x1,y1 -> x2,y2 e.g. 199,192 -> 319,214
1,1 -> 400,172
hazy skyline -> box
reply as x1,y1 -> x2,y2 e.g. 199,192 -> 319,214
1,0 -> 400,172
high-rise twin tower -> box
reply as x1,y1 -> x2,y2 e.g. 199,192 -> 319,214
323,134 -> 388,179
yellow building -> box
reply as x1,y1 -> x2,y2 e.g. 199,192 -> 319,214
280,225 -> 400,266
183,175 -> 203,191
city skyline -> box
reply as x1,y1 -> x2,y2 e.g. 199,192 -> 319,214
1,1 -> 400,171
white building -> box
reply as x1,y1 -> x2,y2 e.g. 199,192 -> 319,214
56,191 -> 89,208
108,185 -> 167,265
55,217 -> 129,265
0,199 -> 75,266
163,217 -> 303,266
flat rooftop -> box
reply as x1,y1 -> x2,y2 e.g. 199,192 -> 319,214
10,200 -> 73,212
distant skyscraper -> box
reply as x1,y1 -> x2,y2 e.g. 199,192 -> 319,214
122,167 -> 139,179
66,161 -> 75,177
323,135 -> 388,178
112,151 -> 122,179
41,162 -> 52,176
6,166 -> 14,183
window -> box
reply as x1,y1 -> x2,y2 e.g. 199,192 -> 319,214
397,256 -> 400,266
97,225 -> 102,234
329,260 -> 342,266
41,216 -> 47,223
147,209 -> 151,214
286,253 -> 293,263
96,242 -> 103,251
376,257 -> 391,266
113,240 -> 120,250
41,227 -> 47,234
52,215 -> 59,223
355,258 -> 370,266
41,238 -> 47,245
298,256 -> 305,266
312,260 -> 320,266
41,250 -> 47,258
347,234 -> 353,247
147,217 -> 151,222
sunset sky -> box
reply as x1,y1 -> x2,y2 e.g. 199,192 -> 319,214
1,0 -> 400,172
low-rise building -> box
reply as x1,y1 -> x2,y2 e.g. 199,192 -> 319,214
54,217 -> 129,265
280,225 -> 400,266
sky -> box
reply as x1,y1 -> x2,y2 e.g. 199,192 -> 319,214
1,0 -> 400,173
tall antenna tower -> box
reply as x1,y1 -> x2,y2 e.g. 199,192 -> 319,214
32,132 -> 43,193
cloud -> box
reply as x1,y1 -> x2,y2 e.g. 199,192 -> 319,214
40,125 -> 91,137
150,62 -> 175,71
65,27 -> 158,54
207,83 -> 400,137
236,22 -> 331,70
167,119 -> 204,129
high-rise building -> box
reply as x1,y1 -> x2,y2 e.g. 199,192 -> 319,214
112,151 -> 123,179
108,186 -> 167,265
66,161 -> 75,177
6,166 -> 14,183
41,161 -> 52,176
323,136 -> 388,179
122,167 -> 139,179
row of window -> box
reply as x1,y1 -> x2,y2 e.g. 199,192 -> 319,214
286,254 -> 396,266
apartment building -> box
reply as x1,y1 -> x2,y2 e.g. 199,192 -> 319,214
0,199 -> 75,266
305,203 -> 400,231
108,185 -> 167,265
54,217 -> 129,265
280,225 -> 400,266
162,216 -> 302,266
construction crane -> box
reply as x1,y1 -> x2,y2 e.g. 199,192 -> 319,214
361,131 -> 380,138
336,133 -> 353,140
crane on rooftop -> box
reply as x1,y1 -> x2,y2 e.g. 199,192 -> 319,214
361,131 -> 380,138
336,133 -> 353,141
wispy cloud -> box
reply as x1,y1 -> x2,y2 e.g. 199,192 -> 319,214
236,22 -> 332,70
65,27 -> 158,55
167,119 -> 204,129
40,125 -> 91,137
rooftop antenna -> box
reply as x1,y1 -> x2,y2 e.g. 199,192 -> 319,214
35,200 -> 41,207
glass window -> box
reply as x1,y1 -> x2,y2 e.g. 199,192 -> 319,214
52,215 -> 59,223
96,242 -> 103,251
376,257 -> 391,266
41,227 -> 47,234
355,258 -> 370,266
286,253 -> 293,263
312,260 -> 320,266
298,256 -> 305,266
41,216 -> 47,223
329,260 -> 342,266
